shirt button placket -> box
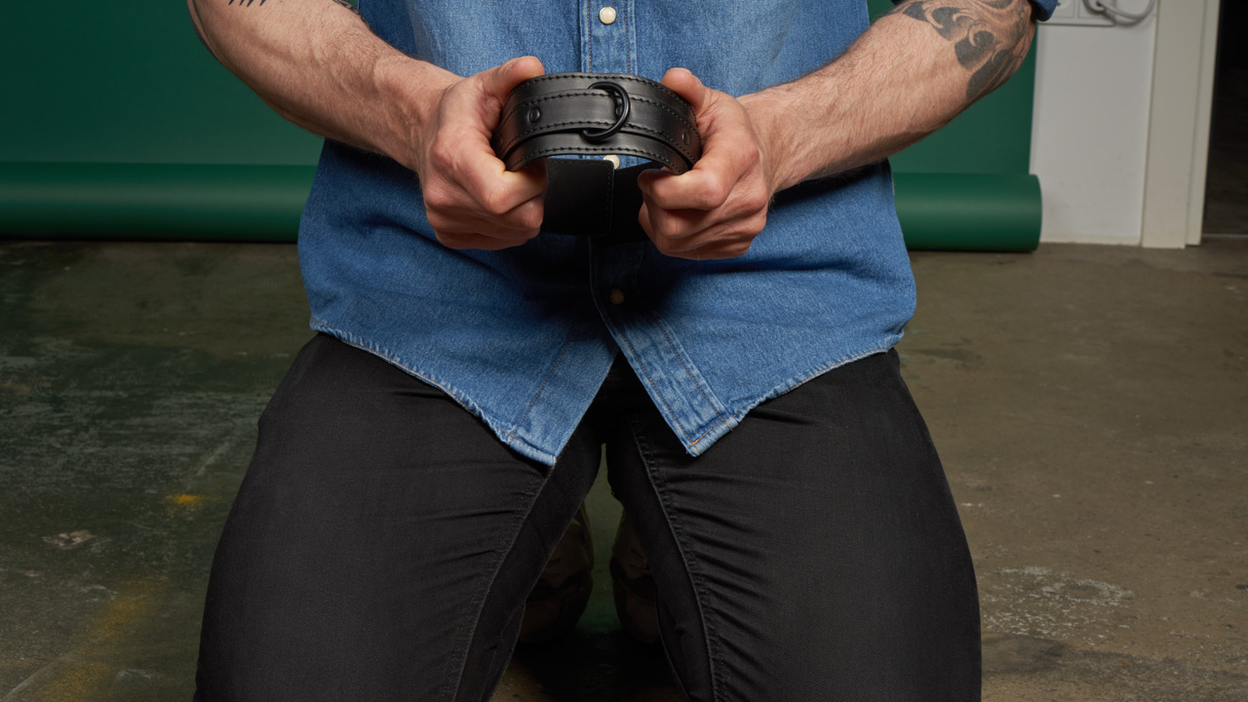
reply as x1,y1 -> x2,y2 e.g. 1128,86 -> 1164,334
588,0 -> 627,74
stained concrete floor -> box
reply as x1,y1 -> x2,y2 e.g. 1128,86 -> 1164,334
0,238 -> 1245,701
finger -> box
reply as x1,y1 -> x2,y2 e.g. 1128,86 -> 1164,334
640,200 -> 716,250
436,231 -> 534,251
453,144 -> 547,219
641,200 -> 765,253
422,152 -> 543,228
654,233 -> 754,260
481,56 -> 546,104
651,219 -> 758,254
670,243 -> 752,260
430,212 -> 540,239
430,195 -> 544,237
639,196 -> 715,240
638,164 -> 733,212
663,232 -> 756,260
659,67 -> 710,114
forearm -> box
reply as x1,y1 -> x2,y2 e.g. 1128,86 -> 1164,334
743,0 -> 1036,191
187,0 -> 453,170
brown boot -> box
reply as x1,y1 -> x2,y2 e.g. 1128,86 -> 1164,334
518,502 -> 594,643
609,510 -> 661,645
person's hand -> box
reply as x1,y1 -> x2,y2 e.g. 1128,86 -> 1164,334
408,56 -> 547,251
637,69 -> 779,260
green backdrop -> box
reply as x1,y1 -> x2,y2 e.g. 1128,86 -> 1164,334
0,0 -> 1040,250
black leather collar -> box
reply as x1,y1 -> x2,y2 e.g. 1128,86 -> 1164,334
492,72 -> 702,175
491,73 -> 703,244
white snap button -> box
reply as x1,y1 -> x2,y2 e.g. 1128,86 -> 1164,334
599,6 -> 617,24
609,288 -> 625,305
603,154 -> 621,169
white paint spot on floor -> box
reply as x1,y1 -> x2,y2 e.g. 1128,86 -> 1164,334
41,530 -> 97,550
982,566 -> 1135,646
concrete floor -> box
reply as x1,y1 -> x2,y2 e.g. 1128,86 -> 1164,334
0,239 -> 1245,701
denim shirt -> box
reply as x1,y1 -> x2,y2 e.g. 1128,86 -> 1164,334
298,0 -> 1056,466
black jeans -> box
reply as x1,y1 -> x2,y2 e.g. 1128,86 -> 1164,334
194,334 -> 980,701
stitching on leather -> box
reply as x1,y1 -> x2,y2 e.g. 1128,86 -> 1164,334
498,117 -> 697,166
498,134 -> 692,171
515,143 -> 685,172
495,75 -> 700,161
514,72 -> 687,102
499,115 -> 689,157
500,89 -> 697,139
497,99 -> 698,168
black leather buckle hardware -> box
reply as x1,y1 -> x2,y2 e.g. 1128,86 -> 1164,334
491,72 -> 703,244
580,80 -> 632,142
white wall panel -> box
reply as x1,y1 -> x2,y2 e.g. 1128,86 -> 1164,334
1031,6 -> 1158,245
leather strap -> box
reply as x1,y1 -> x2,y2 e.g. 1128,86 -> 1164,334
491,73 -> 703,245
493,73 -> 701,174
539,159 -> 650,245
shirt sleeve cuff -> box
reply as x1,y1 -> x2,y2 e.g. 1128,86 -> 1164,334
888,0 -> 1058,22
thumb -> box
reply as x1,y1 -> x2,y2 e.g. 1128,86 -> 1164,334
660,67 -> 710,114
482,56 -> 546,102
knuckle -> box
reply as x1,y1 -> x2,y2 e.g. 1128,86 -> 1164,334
428,139 -> 456,171
746,211 -> 768,236
697,179 -> 730,210
425,211 -> 449,230
742,189 -> 770,215
422,187 -> 456,215
742,141 -> 761,165
658,219 -> 691,241
513,206 -> 544,232
491,236 -> 530,250
481,187 -> 515,217
652,235 -> 680,256
646,208 -> 673,237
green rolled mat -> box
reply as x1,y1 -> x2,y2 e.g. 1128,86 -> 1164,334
893,172 -> 1041,252
0,162 -> 316,242
0,163 -> 1040,251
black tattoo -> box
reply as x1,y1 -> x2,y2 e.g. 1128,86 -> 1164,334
188,0 -> 220,61
894,0 -> 1033,101
223,0 -> 358,13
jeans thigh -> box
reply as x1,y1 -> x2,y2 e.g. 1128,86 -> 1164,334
194,334 -> 599,702
606,350 -> 980,702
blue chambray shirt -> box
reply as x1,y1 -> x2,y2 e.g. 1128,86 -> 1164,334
298,0 -> 1057,466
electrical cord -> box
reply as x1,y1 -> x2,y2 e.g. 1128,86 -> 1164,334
1083,0 -> 1157,24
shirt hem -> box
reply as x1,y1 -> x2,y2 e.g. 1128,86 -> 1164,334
308,317 -> 561,466
689,335 -> 903,457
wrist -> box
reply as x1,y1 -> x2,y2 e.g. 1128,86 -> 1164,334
739,88 -> 802,193
373,55 -> 457,172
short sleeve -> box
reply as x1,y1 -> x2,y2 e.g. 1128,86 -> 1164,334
889,0 -> 1058,22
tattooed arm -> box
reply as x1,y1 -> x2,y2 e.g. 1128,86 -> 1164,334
636,0 -> 1036,259
188,0 -> 549,250
749,0 -> 1038,188
753,0 -> 1038,187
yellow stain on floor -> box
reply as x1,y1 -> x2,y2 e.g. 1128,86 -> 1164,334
10,580 -> 167,702
166,494 -> 206,508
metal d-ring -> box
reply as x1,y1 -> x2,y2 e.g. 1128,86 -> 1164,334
581,80 -> 631,143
